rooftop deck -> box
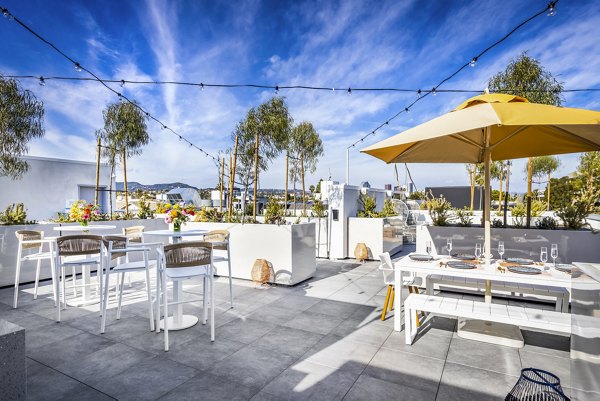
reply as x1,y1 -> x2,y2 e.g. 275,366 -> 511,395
0,251 -> 572,400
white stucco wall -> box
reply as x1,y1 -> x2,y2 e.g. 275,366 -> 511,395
0,156 -> 113,221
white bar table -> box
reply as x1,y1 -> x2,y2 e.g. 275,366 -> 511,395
393,254 -> 580,347
143,229 -> 208,330
53,224 -> 116,306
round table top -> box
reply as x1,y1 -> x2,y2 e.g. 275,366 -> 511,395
53,225 -> 117,231
143,229 -> 208,237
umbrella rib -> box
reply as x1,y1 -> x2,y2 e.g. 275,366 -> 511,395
550,125 -> 600,150
451,133 -> 483,150
489,126 -> 529,150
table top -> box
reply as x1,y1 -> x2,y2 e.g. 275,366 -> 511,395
395,253 -> 593,287
53,225 -> 117,231
143,229 -> 208,237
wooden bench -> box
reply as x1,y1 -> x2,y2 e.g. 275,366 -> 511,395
427,274 -> 569,312
404,294 -> 571,345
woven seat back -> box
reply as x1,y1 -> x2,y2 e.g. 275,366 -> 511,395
56,235 -> 102,257
204,230 -> 230,250
15,230 -> 43,250
163,241 -> 212,268
102,235 -> 128,260
123,226 -> 144,243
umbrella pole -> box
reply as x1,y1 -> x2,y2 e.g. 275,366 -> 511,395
484,127 -> 492,271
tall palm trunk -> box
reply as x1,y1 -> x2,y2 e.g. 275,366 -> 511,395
469,164 -> 475,211
253,130 -> 259,220
301,153 -> 306,215
497,168 -> 503,212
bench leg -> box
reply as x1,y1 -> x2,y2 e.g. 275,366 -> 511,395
405,304 -> 413,345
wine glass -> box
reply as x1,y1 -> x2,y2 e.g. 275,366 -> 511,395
475,243 -> 482,259
498,241 -> 505,261
540,247 -> 548,265
426,241 -> 432,257
446,239 -> 452,256
551,244 -> 558,266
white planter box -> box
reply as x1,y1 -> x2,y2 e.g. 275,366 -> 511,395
347,218 -> 403,261
181,222 -> 316,285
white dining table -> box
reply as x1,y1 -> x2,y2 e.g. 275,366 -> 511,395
393,254 -> 582,346
143,229 -> 209,330
53,224 -> 117,306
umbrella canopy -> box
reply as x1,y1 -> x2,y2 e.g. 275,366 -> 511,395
361,93 -> 600,267
362,93 -> 600,163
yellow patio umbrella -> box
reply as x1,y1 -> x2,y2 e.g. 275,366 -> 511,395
361,93 -> 600,267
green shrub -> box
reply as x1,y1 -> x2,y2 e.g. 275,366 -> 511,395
312,199 -> 326,218
492,218 -> 504,228
536,216 -> 557,230
455,207 -> 473,227
425,191 -> 451,226
357,193 -> 378,218
0,203 -> 28,225
137,196 -> 154,219
378,198 -> 397,218
264,196 -> 286,225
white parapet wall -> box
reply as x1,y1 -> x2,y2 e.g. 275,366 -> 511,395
347,217 -> 403,260
181,222 -> 316,285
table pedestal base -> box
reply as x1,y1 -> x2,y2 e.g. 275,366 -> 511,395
457,318 -> 524,348
159,315 -> 199,331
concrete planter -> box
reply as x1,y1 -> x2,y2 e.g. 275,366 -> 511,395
0,219 -> 167,288
416,225 -> 600,264
347,217 -> 403,261
182,222 -> 316,285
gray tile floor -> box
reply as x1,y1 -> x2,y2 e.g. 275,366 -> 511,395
1,254 -> 572,400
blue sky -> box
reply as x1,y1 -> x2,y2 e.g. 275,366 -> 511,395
1,0 -> 599,192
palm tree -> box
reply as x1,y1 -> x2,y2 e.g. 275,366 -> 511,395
466,163 -> 484,210
490,161 -> 507,212
289,122 -> 323,215
530,156 -> 560,210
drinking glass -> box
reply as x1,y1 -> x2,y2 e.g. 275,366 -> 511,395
475,243 -> 482,259
426,241 -> 432,257
498,241 -> 505,261
540,247 -> 548,265
551,244 -> 558,266
446,239 -> 452,256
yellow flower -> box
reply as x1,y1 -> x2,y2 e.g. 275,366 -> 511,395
171,210 -> 178,218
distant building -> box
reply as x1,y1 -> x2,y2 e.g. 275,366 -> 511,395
425,186 -> 483,210
0,155 -> 113,221
166,187 -> 202,207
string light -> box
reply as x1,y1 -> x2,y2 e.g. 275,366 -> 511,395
275,85 -> 279,94
0,6 -> 222,164
1,7 -> 13,20
416,89 -> 422,98
38,76 -> 45,86
347,88 -> 352,96
200,82 -> 204,90
547,2 -> 556,16
120,79 -> 125,87
404,108 -> 409,113
469,57 -> 477,67
346,0 -> 561,150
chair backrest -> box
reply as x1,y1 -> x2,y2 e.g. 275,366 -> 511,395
204,230 -> 230,250
378,252 -> 395,285
56,235 -> 103,257
102,235 -> 128,260
123,226 -> 145,243
163,241 -> 212,268
15,230 -> 43,250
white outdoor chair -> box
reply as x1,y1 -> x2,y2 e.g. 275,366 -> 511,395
54,235 -> 104,320
379,252 -> 424,324
156,241 -> 215,351
13,230 -> 58,308
204,230 -> 233,308
100,236 -> 156,333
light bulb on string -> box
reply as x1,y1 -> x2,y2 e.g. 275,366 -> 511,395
38,77 -> 45,86
432,87 -> 437,96
2,8 -> 14,20
547,2 -> 556,16
469,57 -> 477,67
74,62 -> 82,72
416,89 -> 422,98
405,107 -> 409,113
275,85 -> 279,94
200,83 -> 204,91
347,88 -> 352,96
120,80 -> 125,87
117,93 -> 123,102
